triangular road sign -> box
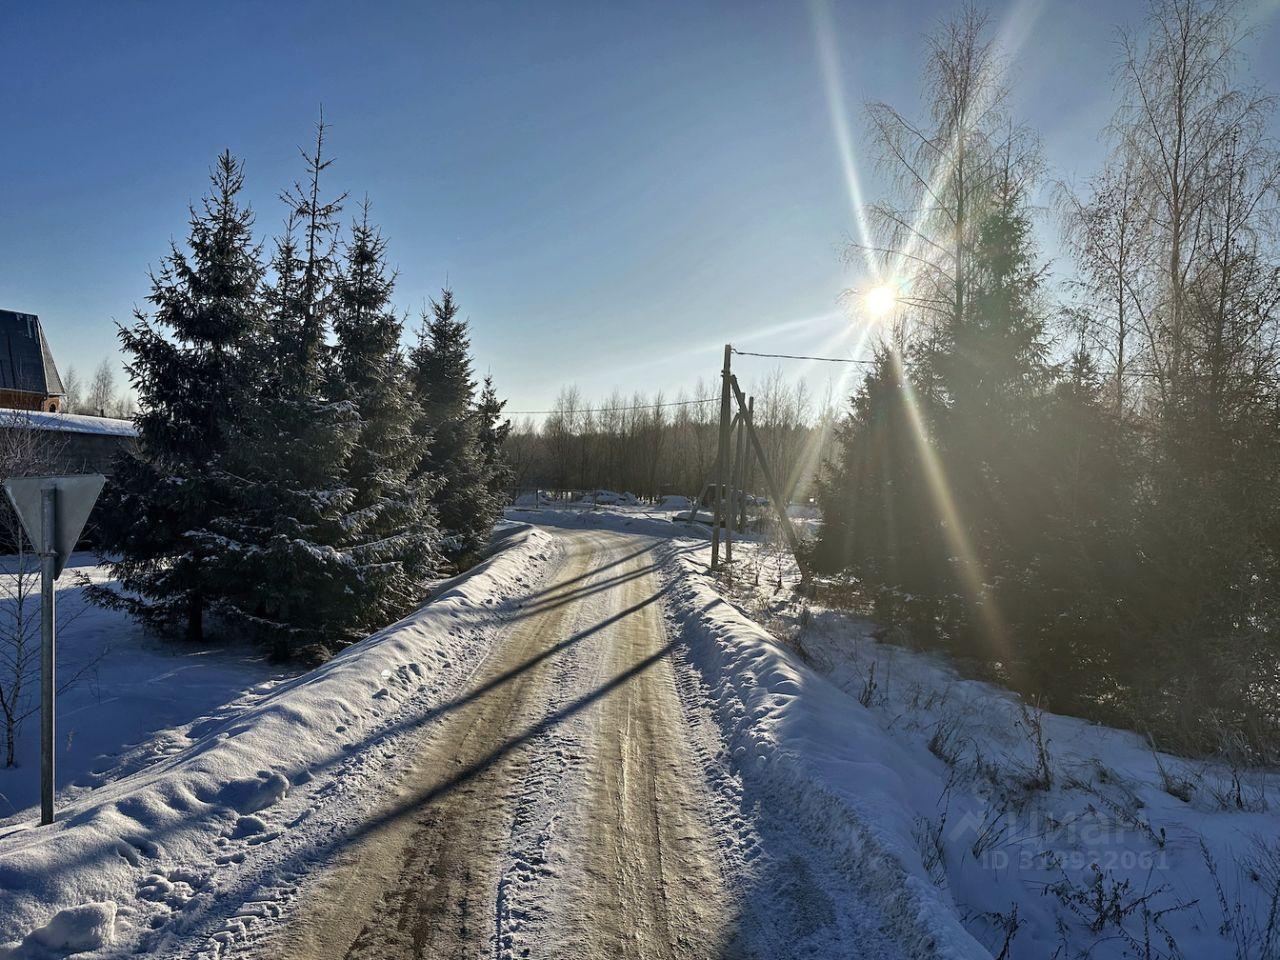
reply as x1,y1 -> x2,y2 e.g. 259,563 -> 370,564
4,474 -> 106,577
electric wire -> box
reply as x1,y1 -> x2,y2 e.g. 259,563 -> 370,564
505,396 -> 719,416
731,348 -> 875,364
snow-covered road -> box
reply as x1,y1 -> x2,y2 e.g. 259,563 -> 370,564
271,528 -> 732,959
259,520 -> 973,959
1,518 -> 986,958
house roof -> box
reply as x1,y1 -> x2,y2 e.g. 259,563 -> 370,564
0,310 -> 65,397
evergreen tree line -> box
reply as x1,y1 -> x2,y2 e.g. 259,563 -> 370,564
814,0 -> 1280,754
505,372 -> 837,504
92,123 -> 510,659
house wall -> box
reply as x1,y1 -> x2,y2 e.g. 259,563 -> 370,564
54,431 -> 136,474
0,389 -> 60,413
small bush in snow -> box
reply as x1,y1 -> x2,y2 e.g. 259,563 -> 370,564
1015,698 -> 1053,792
912,813 -> 948,886
927,709 -> 966,766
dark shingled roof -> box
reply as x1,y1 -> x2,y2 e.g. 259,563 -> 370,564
0,310 -> 65,397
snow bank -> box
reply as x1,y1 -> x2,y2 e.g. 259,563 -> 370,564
0,901 -> 117,958
0,523 -> 561,957
510,491 -> 553,508
663,549 -> 990,960
679,530 -> 1280,959
0,408 -> 136,438
794,605 -> 1280,959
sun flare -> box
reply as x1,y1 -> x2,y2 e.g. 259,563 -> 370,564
864,283 -> 898,318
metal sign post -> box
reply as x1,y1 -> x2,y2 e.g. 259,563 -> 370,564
3,474 -> 106,826
39,488 -> 56,827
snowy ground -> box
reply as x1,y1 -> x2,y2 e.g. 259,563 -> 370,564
515,505 -> 1280,958
0,526 -> 562,958
0,554 -> 291,819
1,508 -> 1276,959
671,524 -> 1280,960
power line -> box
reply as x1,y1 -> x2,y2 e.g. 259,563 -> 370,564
732,346 -> 1271,384
507,349 -> 870,415
505,396 -> 719,416
508,344 -> 1250,417
731,348 -> 876,365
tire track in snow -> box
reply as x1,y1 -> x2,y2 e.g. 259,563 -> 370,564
492,533 -> 619,957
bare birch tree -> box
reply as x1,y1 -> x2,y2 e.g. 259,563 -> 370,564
860,6 -> 1038,335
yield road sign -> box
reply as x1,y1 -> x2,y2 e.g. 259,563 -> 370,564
4,474 -> 106,577
1,474 -> 106,826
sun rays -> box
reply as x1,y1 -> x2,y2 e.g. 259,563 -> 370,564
810,0 -> 880,282
804,0 -> 1046,663
891,352 -> 1012,659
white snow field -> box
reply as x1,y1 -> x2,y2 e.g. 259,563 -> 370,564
2,505 -> 1277,958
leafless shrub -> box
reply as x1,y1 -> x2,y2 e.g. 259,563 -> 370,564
970,803 -> 1012,861
1204,726 -> 1270,813
1015,698 -> 1053,791
0,414 -> 63,768
858,659 -> 879,708
0,412 -> 99,769
1148,735 -> 1197,804
982,903 -> 1023,960
912,813 -> 948,885
965,744 -> 1007,795
1068,770 -> 1167,850
928,709 -> 966,766
1048,863 -> 1192,953
1202,839 -> 1280,960
1243,834 -> 1280,896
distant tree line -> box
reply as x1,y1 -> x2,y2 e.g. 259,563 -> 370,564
60,359 -> 135,420
505,371 -> 837,504
92,123 -> 510,659
815,0 -> 1280,754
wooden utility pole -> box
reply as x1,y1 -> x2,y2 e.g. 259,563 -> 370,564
742,395 -> 754,530
730,376 -> 808,583
725,412 -> 741,565
731,402 -> 748,535
710,344 -> 733,569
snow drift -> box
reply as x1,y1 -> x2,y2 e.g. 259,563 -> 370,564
662,546 -> 991,960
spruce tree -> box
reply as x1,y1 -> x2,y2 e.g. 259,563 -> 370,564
331,202 -> 440,626
815,347 -> 943,593
934,180 -> 1051,579
476,374 -> 512,504
818,177 -> 1056,660
94,151 -> 263,641
409,290 -> 493,561
196,122 -> 362,657
1022,348 -> 1134,705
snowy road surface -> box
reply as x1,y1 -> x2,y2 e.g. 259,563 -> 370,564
270,528 -> 733,959
1,519 -> 984,958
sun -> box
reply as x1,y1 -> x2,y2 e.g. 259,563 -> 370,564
864,283 -> 899,318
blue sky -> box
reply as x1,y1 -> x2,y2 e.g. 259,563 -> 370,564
2,0 -> 1277,414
